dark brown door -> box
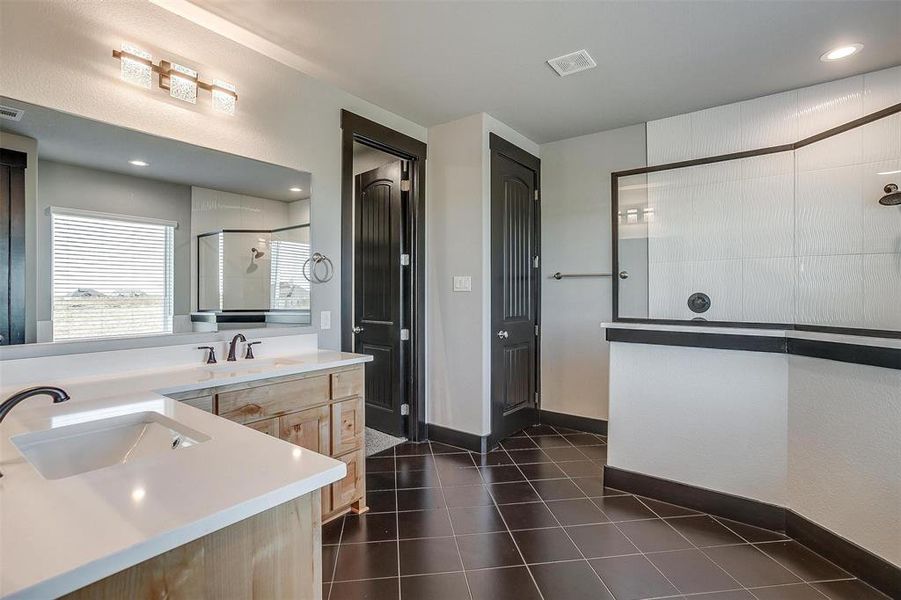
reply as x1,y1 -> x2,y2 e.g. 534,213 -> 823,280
1,149 -> 27,346
354,160 -> 406,436
490,138 -> 540,444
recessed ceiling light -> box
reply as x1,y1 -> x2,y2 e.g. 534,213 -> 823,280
290,187 -> 302,192
820,43 -> 863,62
129,160 -> 149,167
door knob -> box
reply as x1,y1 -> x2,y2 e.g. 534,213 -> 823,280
618,271 -> 630,280
352,326 -> 364,334
496,330 -> 509,339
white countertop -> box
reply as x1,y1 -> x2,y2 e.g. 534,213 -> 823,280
0,349 -> 372,599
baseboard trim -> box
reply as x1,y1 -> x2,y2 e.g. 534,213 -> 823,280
427,424 -> 489,453
786,510 -> 901,599
539,410 -> 608,435
604,465 -> 784,531
604,465 -> 901,598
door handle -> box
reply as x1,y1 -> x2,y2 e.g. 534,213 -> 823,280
353,326 -> 364,334
496,330 -> 509,339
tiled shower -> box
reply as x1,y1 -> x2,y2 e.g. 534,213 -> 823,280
617,66 -> 900,330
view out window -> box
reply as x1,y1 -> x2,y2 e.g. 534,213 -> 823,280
270,235 -> 311,311
51,209 -> 175,341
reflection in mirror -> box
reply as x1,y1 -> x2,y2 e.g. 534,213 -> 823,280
0,97 -> 313,346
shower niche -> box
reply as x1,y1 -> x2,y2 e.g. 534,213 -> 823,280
197,225 -> 311,324
613,77 -> 900,335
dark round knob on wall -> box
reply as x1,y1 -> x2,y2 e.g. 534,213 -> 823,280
687,292 -> 711,314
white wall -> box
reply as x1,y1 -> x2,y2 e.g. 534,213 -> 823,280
787,356 -> 901,567
608,342 -> 789,505
0,0 -> 426,351
426,113 -> 538,436
643,66 -> 901,329
539,124 -> 646,421
608,340 -> 901,567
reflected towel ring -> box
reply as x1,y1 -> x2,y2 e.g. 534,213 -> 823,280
302,252 -> 334,284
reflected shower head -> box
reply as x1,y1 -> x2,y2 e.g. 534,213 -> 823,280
879,183 -> 901,206
251,247 -> 265,259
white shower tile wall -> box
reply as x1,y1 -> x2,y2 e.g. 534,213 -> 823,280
645,66 -> 901,330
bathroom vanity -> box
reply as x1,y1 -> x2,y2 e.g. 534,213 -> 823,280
0,341 -> 371,599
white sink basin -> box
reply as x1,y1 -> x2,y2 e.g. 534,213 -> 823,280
11,411 -> 210,480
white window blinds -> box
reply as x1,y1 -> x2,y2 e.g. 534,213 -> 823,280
270,237 -> 311,310
51,209 -> 175,341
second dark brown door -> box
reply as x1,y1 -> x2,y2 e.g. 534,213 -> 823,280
490,136 -> 540,444
354,160 -> 406,436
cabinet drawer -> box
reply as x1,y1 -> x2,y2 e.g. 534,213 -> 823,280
331,368 -> 364,400
246,416 -> 279,437
279,406 -> 330,455
332,448 -> 365,509
181,394 -> 213,413
331,397 -> 364,456
217,375 -> 330,424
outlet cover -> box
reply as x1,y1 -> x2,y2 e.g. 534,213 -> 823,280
320,311 -> 331,330
453,276 -> 472,292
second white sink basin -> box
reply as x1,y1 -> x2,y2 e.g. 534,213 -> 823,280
11,411 -> 210,480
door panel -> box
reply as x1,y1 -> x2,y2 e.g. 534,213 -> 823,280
354,161 -> 405,436
491,147 -> 540,443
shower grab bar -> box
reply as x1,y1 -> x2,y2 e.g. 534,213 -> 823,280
550,272 -> 612,280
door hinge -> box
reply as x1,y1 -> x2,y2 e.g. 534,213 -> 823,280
401,403 -> 410,416
535,324 -> 540,337
533,255 -> 539,269
534,392 -> 540,403
400,178 -> 411,192
401,253 -> 410,266
400,328 -> 410,341
534,189 -> 539,201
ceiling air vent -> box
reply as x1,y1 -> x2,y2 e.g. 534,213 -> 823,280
0,105 -> 24,122
547,49 -> 597,77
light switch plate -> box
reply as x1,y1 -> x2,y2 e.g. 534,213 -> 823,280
453,276 -> 472,292
320,311 -> 331,330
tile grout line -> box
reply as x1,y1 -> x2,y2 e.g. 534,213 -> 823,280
428,441 -> 476,600
394,443 -> 402,599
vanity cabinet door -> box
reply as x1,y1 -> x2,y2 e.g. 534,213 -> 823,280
246,416 -> 279,437
331,367 -> 364,400
331,397 -> 364,456
332,448 -> 365,509
279,406 -> 330,454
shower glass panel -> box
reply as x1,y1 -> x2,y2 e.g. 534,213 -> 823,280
197,225 -> 311,314
615,108 -> 901,333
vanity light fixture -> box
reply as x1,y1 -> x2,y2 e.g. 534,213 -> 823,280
128,160 -> 150,167
820,43 -> 863,62
113,45 -> 237,113
289,187 -> 303,192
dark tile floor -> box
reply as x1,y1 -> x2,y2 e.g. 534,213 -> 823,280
322,425 -> 888,600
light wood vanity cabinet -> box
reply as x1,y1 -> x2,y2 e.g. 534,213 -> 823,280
172,365 -> 368,521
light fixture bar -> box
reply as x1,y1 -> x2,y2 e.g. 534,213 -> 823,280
112,48 -> 238,109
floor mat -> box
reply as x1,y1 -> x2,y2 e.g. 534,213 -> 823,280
365,427 -> 405,457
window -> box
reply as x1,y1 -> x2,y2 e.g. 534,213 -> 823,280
51,208 -> 175,341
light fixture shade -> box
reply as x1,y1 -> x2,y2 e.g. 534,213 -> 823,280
211,79 -> 237,115
120,43 -> 152,88
169,63 -> 198,104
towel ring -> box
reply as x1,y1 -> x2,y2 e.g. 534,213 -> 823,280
302,252 -> 334,284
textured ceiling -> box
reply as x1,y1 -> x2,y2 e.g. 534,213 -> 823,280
188,1 -> 901,143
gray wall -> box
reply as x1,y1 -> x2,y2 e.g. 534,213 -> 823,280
539,124 -> 646,421
37,161 -> 192,333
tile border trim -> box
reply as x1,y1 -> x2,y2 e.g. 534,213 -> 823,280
605,327 -> 900,370
605,465 -> 901,598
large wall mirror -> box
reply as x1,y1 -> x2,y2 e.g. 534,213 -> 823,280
0,97 -> 314,347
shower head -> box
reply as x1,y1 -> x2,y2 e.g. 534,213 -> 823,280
251,247 -> 265,259
879,183 -> 901,206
